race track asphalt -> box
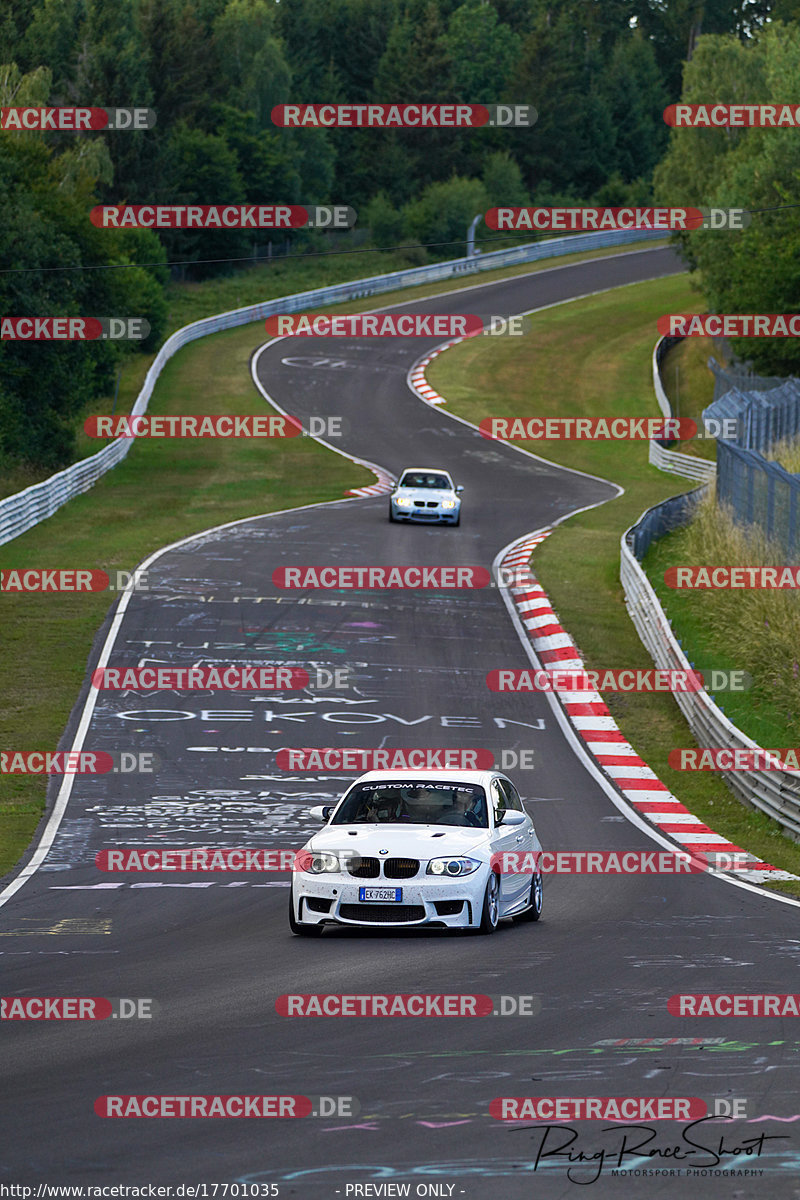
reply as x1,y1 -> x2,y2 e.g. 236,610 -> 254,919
3,246 -> 798,1197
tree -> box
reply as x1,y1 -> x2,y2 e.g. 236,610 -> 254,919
0,65 -> 168,470
158,122 -> 249,272
633,0 -> 772,99
18,0 -> 85,95
444,0 -> 521,100
654,33 -> 764,201
655,24 -> 800,373
365,190 -> 405,246
481,150 -> 528,206
371,2 -> 464,199
402,175 -> 488,255
213,0 -> 292,127
77,0 -> 155,202
509,5 -> 616,197
208,104 -> 301,203
603,32 -> 668,183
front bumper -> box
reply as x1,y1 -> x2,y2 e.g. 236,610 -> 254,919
391,502 -> 460,523
292,870 -> 484,928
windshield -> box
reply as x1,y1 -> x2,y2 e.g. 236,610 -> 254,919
331,780 -> 488,828
399,472 -> 450,490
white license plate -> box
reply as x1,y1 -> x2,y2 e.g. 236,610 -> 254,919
359,887 -> 402,902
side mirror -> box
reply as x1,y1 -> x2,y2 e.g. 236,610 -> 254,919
497,809 -> 526,827
455,485 -> 464,493
309,804 -> 333,821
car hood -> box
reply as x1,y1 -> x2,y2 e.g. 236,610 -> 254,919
308,824 -> 489,857
394,487 -> 455,502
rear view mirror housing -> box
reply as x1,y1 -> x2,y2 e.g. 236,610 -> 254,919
496,809 -> 526,827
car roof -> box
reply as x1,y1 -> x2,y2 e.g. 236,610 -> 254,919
349,770 -> 500,786
398,467 -> 453,475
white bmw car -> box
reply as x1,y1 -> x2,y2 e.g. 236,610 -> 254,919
289,770 -> 543,935
389,467 -> 463,525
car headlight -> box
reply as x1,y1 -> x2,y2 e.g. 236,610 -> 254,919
394,496 -> 412,507
427,857 -> 481,877
303,851 -> 341,874
441,500 -> 456,509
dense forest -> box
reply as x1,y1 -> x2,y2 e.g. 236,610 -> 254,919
2,0 -> 800,469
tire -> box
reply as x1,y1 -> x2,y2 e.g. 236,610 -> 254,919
388,506 -> 396,522
517,870 -> 543,922
289,883 -> 323,937
453,512 -> 460,526
477,871 -> 500,934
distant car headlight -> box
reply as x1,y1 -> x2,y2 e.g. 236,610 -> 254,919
394,497 -> 412,507
441,500 -> 456,509
303,851 -> 341,874
427,857 -> 481,877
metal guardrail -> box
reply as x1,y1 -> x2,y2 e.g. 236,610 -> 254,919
649,335 -> 716,483
627,487 -> 705,561
648,439 -> 716,481
621,495 -> 800,841
0,227 -> 665,547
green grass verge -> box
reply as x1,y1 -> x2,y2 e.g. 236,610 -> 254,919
644,524 -> 799,749
429,273 -> 800,893
0,236 -> 667,879
660,333 -> 720,463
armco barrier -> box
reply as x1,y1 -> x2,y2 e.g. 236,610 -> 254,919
621,495 -> 800,840
649,335 -> 716,483
648,438 -> 716,481
0,228 -> 665,547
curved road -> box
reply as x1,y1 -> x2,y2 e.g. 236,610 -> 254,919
3,246 -> 799,1197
